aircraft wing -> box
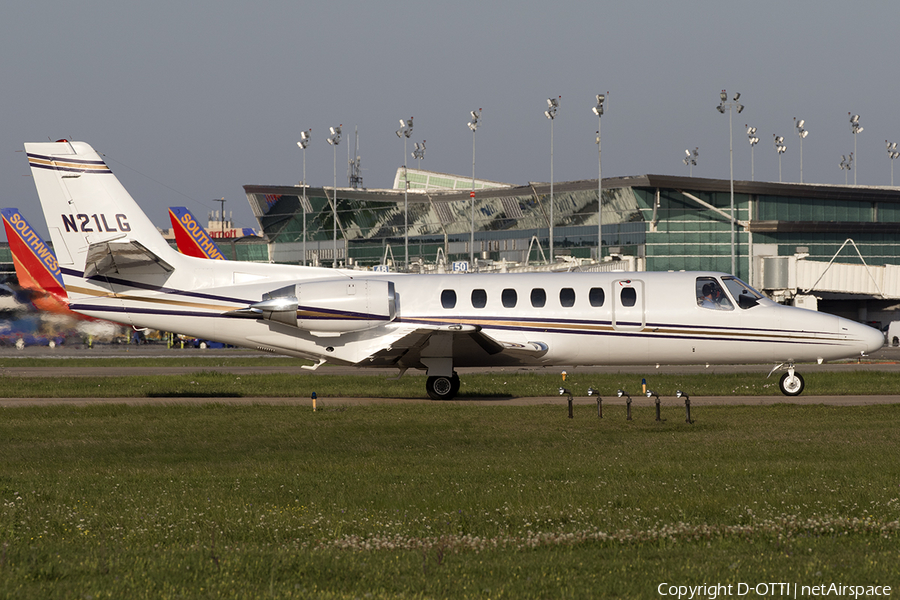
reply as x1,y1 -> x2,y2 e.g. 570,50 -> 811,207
84,239 -> 174,278
363,323 -> 549,369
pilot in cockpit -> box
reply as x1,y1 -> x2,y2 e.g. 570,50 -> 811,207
697,280 -> 734,310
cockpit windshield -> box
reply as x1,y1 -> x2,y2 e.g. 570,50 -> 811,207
696,277 -> 734,311
722,276 -> 764,309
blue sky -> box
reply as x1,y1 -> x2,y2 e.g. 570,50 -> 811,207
2,1 -> 898,236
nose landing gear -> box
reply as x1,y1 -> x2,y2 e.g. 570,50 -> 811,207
770,363 -> 805,396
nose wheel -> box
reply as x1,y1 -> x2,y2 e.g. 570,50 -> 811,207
778,369 -> 805,396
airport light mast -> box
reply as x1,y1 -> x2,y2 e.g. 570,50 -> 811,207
327,125 -> 342,268
467,109 -> 481,268
412,140 -> 425,170
888,141 -> 900,186
716,90 -> 743,275
774,135 -> 786,182
746,125 -> 759,181
840,153 -> 853,185
850,114 -> 863,185
544,96 -> 559,265
683,147 -> 698,176
593,93 -> 606,261
794,118 -> 808,183
396,117 -> 413,270
297,129 -> 311,266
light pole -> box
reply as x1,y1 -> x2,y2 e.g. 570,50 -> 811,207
593,93 -> 606,261
545,96 -> 559,264
850,114 -> 863,185
683,147 -> 698,176
887,141 -> 899,186
396,117 -> 413,270
716,90 -> 743,275
794,118 -> 808,183
746,126 -> 759,181
467,109 -> 481,268
326,125 -> 342,268
297,129 -> 311,266
774,135 -> 786,182
839,153 -> 853,185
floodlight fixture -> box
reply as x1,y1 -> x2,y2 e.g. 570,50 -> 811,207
327,125 -> 342,268
587,387 -> 599,397
617,389 -> 629,399
558,387 -> 571,396
716,89 -> 743,274
645,390 -> 659,400
297,129 -> 310,150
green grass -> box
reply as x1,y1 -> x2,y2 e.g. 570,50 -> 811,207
2,369 -> 900,398
0,403 -> 898,598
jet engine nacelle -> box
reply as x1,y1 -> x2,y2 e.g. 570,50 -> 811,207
251,279 -> 396,334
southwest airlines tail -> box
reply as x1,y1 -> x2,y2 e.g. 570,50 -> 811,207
168,207 -> 227,260
1,207 -> 70,313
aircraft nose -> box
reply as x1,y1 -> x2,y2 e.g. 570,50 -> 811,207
843,319 -> 885,354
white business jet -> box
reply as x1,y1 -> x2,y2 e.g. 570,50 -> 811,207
24,140 -> 883,399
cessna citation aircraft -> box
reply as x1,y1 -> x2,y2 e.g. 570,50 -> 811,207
24,140 -> 883,399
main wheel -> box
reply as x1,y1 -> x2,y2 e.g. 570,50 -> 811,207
779,372 -> 805,396
426,375 -> 458,400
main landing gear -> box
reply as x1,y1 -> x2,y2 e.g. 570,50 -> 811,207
426,372 -> 460,400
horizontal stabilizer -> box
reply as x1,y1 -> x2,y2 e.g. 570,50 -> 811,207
84,239 -> 174,278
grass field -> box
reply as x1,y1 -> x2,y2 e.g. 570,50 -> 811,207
2,367 -> 900,399
1,400 -> 899,598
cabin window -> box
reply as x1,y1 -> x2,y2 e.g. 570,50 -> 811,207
471,289 -> 487,309
441,289 -> 457,309
695,277 -> 734,311
502,288 -> 517,308
589,287 -> 605,307
559,288 -> 576,308
620,287 -> 637,307
531,288 -> 546,308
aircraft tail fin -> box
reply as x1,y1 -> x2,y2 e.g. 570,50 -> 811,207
1,208 -> 68,300
25,140 -> 180,279
168,207 -> 227,260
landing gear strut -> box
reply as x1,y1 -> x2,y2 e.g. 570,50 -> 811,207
426,372 -> 460,400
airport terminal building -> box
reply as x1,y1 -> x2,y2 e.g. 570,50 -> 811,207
242,172 -> 900,325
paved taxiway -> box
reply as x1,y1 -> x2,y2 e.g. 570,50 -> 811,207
1,344 -> 898,407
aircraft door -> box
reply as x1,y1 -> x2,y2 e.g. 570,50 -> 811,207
612,279 -> 645,332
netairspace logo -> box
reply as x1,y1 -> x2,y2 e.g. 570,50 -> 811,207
658,582 -> 892,599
